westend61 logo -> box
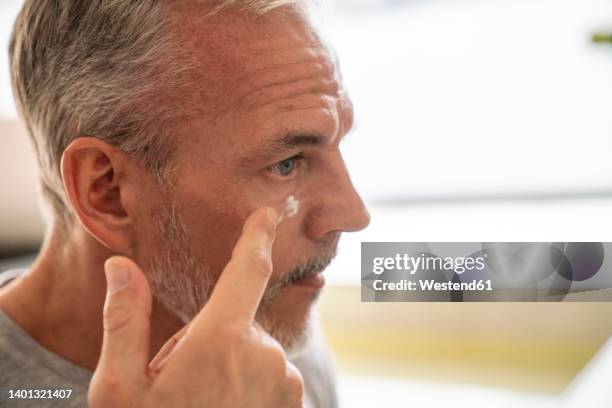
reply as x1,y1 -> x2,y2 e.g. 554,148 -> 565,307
372,253 -> 487,275
361,242 -> 612,302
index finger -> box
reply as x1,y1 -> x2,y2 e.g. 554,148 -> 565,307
193,206 -> 279,328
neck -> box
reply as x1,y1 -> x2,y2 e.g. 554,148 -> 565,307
0,223 -> 182,371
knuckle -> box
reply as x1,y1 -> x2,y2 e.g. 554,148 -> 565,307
265,339 -> 286,358
217,323 -> 252,349
88,372 -> 124,407
261,343 -> 288,375
247,247 -> 272,276
284,365 -> 305,407
259,216 -> 276,238
87,386 -> 104,407
254,327 -> 283,351
287,369 -> 305,393
87,390 -> 104,408
99,375 -> 122,394
103,303 -> 135,333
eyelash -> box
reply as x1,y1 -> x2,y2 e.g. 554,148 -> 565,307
268,154 -> 305,178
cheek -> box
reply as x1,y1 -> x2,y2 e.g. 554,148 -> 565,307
168,175 -> 307,280
270,197 -> 310,277
242,181 -> 296,218
128,194 -> 166,263
179,196 -> 246,276
185,194 -> 301,283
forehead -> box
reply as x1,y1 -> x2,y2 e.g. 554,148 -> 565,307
168,6 -> 351,143
170,6 -> 333,80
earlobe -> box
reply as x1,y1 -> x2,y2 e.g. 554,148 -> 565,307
61,137 -> 132,252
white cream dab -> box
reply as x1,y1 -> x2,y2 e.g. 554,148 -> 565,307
284,195 -> 300,219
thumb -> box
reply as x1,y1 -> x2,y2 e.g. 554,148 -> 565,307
97,256 -> 152,380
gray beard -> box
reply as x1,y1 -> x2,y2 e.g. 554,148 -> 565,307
145,200 -> 335,354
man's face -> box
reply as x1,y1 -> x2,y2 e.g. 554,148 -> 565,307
134,8 -> 369,352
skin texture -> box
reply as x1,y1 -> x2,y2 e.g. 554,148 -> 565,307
0,3 -> 369,388
88,209 -> 306,407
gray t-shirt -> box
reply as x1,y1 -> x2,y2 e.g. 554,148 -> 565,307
0,269 -> 338,408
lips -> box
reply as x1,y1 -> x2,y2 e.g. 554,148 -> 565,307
291,271 -> 325,289
282,263 -> 327,289
280,249 -> 336,290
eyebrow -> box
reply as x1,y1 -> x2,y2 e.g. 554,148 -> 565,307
278,132 -> 323,148
238,131 -> 325,169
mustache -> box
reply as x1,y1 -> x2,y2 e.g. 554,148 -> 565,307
263,247 -> 337,303
280,249 -> 337,287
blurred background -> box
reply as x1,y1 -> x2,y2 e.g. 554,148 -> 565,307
2,0 -> 612,406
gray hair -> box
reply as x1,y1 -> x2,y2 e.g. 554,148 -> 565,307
9,0 -> 301,230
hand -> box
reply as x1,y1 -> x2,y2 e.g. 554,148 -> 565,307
88,207 -> 304,408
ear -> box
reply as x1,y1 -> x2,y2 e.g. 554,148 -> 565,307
61,137 -> 135,252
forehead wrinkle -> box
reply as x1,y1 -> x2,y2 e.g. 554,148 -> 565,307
230,54 -> 342,120
230,43 -> 334,86
167,6 -> 354,154
243,86 -> 353,145
167,7 -> 320,102
212,21 -> 339,109
168,6 -> 344,119
231,48 -> 338,106
239,77 -> 340,112
235,59 -> 333,99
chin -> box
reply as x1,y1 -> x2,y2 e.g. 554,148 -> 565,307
256,286 -> 320,357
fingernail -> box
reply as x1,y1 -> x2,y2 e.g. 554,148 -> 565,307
149,336 -> 179,372
105,260 -> 130,293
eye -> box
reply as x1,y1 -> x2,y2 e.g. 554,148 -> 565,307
269,155 -> 304,177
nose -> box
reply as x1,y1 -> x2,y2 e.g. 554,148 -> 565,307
306,152 -> 370,240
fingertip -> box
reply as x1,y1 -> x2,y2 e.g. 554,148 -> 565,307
99,256 -> 153,380
104,256 -> 131,275
261,207 -> 279,245
103,256 -> 150,297
104,255 -> 137,271
104,257 -> 131,294
242,207 -> 279,240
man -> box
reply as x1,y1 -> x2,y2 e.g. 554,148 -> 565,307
0,0 -> 369,407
